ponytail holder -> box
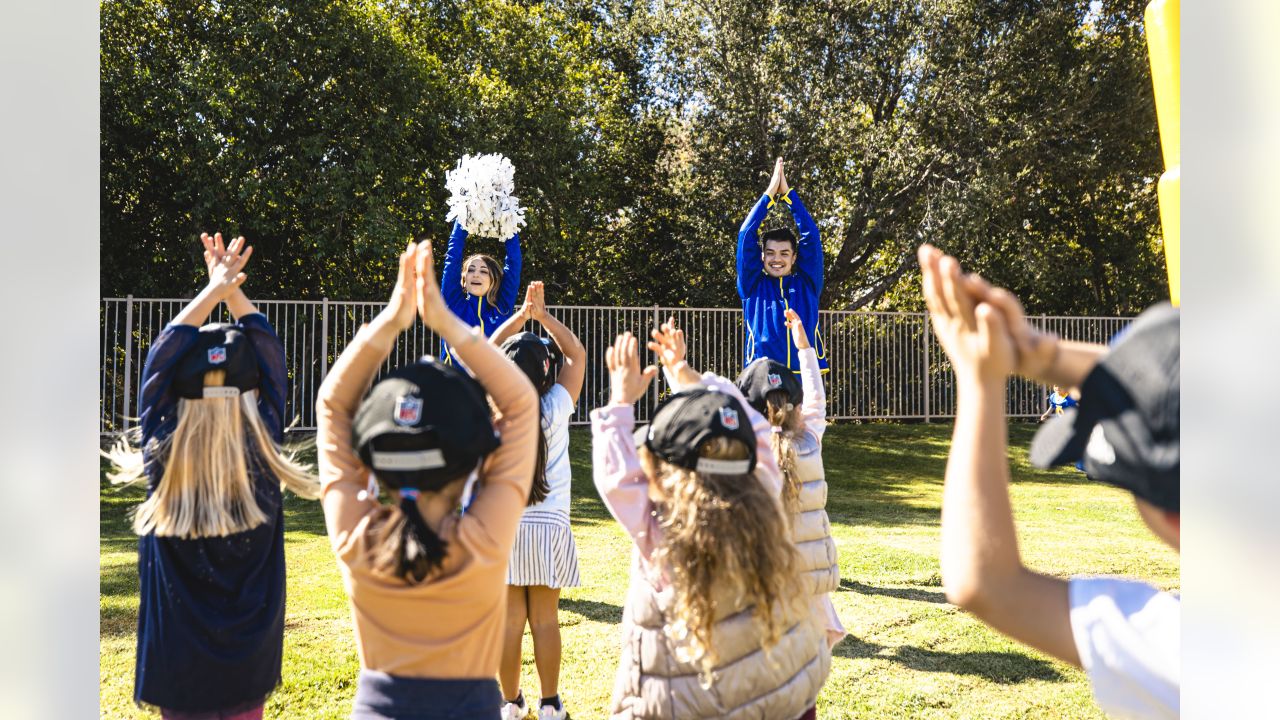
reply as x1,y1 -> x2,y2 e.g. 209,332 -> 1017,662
399,488 -> 420,501
771,426 -> 784,434
784,403 -> 795,412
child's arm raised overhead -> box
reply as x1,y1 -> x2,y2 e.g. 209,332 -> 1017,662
592,332 -> 660,559
139,236 -> 253,441
202,232 -> 288,438
787,308 -> 827,441
919,243 -> 1080,668
531,282 -> 587,403
317,242 -> 419,545
418,241 -> 538,558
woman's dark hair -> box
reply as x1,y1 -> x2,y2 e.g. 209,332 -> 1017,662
368,488 -> 451,584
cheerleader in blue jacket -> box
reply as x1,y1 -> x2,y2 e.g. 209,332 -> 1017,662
440,220 -> 523,364
737,157 -> 828,373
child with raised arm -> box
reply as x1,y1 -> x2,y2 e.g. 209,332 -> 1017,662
734,309 -> 846,649
488,282 -> 587,720
594,327 -> 830,720
316,241 -> 539,718
919,244 -> 1179,719
736,157 -> 828,373
105,233 -> 319,719
439,220 -> 523,364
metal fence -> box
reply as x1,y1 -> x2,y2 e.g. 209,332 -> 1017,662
100,297 -> 1133,434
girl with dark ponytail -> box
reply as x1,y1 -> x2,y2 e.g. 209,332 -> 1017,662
317,241 -> 539,718
489,281 -> 587,720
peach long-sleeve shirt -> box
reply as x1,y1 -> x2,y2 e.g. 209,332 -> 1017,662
316,319 -> 537,678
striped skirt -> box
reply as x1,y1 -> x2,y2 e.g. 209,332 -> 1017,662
507,509 -> 581,588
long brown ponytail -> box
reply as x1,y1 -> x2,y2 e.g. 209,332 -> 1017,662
765,389 -> 804,518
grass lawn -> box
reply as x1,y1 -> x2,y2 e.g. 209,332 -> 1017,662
101,422 -> 1179,719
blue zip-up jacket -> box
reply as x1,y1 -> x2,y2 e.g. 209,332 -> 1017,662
440,220 -> 523,364
736,189 -> 829,373
133,313 -> 288,713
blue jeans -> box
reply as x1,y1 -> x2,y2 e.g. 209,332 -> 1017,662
351,670 -> 501,719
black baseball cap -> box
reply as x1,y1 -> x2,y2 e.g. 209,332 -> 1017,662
1030,303 -> 1180,512
736,358 -> 802,415
634,388 -> 757,475
499,332 -> 553,390
352,359 -> 500,490
173,323 -> 261,399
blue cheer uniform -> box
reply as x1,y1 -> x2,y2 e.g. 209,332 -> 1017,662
439,221 -> 523,364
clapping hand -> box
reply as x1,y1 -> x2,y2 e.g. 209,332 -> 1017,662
380,241 -> 418,331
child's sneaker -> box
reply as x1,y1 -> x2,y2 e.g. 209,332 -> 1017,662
538,703 -> 570,720
501,695 -> 528,720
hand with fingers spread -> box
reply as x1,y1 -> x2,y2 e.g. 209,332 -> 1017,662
917,244 -> 1015,384
606,332 -> 657,406
647,316 -> 688,368
204,234 -> 253,299
784,308 -> 809,350
378,241 -> 419,331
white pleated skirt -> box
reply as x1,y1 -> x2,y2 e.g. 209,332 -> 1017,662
506,508 -> 581,588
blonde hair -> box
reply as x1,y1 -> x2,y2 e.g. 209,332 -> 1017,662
640,437 -> 802,680
765,389 -> 804,518
105,369 -> 320,538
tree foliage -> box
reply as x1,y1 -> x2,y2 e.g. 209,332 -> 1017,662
102,0 -> 1166,314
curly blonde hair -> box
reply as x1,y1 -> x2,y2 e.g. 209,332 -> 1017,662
105,369 -> 319,538
640,436 -> 802,680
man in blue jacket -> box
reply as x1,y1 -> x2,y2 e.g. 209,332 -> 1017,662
737,157 -> 828,373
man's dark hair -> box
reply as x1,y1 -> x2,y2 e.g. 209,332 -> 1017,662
761,228 -> 797,253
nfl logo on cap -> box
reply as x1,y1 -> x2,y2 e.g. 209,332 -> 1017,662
394,395 -> 423,426
207,346 -> 227,365
718,406 -> 740,430
767,373 -> 782,389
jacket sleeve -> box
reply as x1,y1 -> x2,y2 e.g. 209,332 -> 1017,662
237,313 -> 288,442
782,189 -> 824,291
137,324 -> 201,444
798,347 -> 827,441
441,221 -> 468,307
591,403 -> 663,561
496,232 -> 523,314
736,193 -> 773,298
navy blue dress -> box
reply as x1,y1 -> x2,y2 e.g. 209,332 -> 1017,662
133,313 -> 289,713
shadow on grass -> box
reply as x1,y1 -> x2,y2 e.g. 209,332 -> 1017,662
833,635 -> 1064,684
839,579 -> 948,605
561,597 -> 623,624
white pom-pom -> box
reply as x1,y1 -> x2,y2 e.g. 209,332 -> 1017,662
444,153 -> 527,239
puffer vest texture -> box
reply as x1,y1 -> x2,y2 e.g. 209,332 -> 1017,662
609,570 -> 831,719
790,436 -> 840,597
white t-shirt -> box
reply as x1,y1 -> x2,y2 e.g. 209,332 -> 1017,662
1069,576 -> 1180,719
524,383 -> 575,515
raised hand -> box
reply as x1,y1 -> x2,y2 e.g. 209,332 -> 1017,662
380,241 -> 418,331
766,157 -> 784,197
606,332 -> 657,406
778,158 -> 790,196
415,240 -> 452,330
918,244 -> 1015,383
205,234 -> 253,298
646,316 -> 687,368
960,272 -> 1059,381
528,281 -> 547,322
784,308 -> 810,350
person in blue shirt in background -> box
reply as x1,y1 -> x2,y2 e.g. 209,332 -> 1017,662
439,220 -> 523,364
737,157 -> 829,374
1039,385 -> 1080,422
